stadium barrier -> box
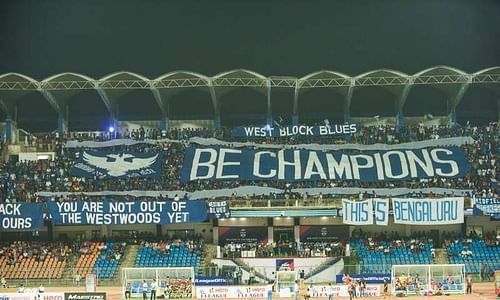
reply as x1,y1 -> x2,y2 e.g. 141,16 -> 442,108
0,262 -> 496,287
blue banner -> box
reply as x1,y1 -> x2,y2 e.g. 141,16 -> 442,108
181,146 -> 470,183
0,203 -> 45,230
336,274 -> 391,284
231,124 -> 357,138
71,150 -> 163,179
207,200 -> 231,218
474,197 -> 500,219
47,200 -> 207,225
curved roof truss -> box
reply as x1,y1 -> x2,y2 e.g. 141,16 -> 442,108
0,66 -> 498,120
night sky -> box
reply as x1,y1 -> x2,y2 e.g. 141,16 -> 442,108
2,0 -> 500,78
0,0 -> 499,129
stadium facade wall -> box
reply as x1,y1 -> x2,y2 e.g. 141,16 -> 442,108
241,257 -> 331,281
466,216 -> 500,235
218,218 -> 268,227
300,217 -> 345,225
52,223 -> 213,242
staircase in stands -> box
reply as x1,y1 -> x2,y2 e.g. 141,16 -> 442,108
198,244 -> 217,276
99,244 -> 137,286
433,248 -> 449,264
62,254 -> 78,284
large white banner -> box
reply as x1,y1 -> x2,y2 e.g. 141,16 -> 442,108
342,198 -> 389,226
310,284 -> 381,297
342,199 -> 373,225
341,197 -> 464,226
374,198 -> 390,226
392,197 -> 464,225
196,285 -> 272,299
65,136 -> 474,151
36,186 -> 472,199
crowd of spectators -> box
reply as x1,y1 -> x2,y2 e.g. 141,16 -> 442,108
352,228 -> 435,255
0,241 -> 71,265
0,123 -> 497,203
140,239 -> 203,257
443,230 -> 500,258
20,122 -> 496,145
222,239 -> 345,258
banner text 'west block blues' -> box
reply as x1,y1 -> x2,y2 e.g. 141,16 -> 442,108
71,150 -> 163,180
231,124 -> 357,138
181,146 -> 470,182
0,203 -> 45,230
47,200 -> 207,225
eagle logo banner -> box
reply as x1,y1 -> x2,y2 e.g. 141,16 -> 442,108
71,150 -> 162,179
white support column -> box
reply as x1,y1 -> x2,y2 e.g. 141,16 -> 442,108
268,226 -> 274,245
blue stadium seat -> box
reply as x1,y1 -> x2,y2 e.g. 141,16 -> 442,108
446,240 -> 500,274
134,245 -> 201,273
91,242 -> 123,279
353,240 -> 433,274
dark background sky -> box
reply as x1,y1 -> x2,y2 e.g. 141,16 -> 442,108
0,0 -> 499,130
1,0 -> 500,78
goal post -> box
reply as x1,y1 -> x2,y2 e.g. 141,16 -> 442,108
122,267 -> 195,299
391,264 -> 465,296
276,270 -> 298,295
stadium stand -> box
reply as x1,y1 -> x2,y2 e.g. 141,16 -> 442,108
221,240 -> 345,258
447,238 -> 500,274
0,242 -> 69,279
134,240 -> 202,273
74,242 -> 125,279
353,238 -> 433,274
0,122 -> 497,291
1,123 -> 497,202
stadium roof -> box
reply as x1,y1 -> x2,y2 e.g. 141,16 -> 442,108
2,66 -> 499,91
0,66 -> 499,127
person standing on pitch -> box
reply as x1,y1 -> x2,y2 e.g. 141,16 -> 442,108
294,280 -> 300,300
300,270 -> 305,288
383,279 -> 389,299
348,281 -> 355,300
327,283 -> 334,300
150,279 -> 157,300
125,282 -> 131,299
359,277 -> 366,297
466,275 -> 472,294
142,280 -> 148,300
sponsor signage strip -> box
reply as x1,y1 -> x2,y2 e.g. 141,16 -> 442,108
196,285 -> 272,299
311,285 -> 381,297
64,293 -> 106,300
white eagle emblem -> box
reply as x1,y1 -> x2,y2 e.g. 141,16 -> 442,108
83,151 -> 158,177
